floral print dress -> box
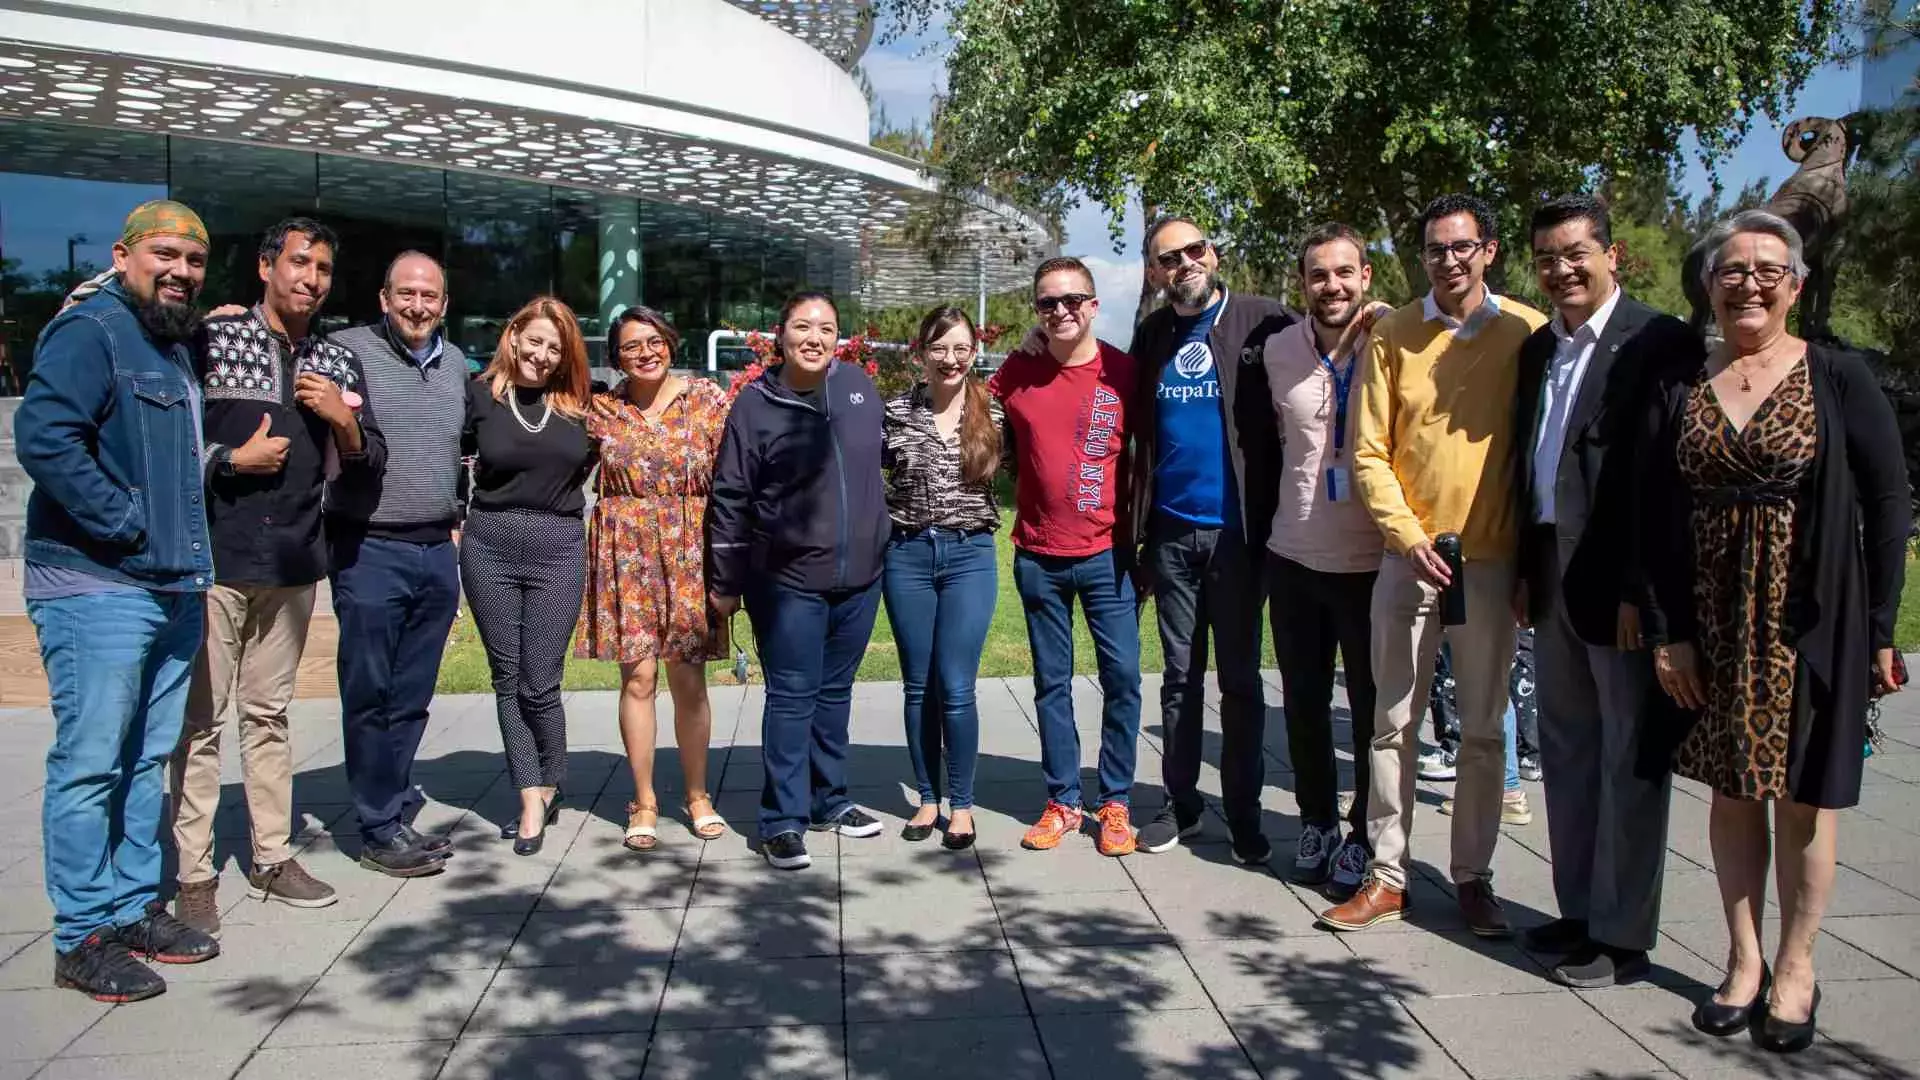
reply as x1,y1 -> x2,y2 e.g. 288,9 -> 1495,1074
577,377 -> 731,664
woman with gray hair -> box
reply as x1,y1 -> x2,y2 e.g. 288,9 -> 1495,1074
1636,210 -> 1909,1053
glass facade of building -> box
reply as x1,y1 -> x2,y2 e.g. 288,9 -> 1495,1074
0,118 -> 857,392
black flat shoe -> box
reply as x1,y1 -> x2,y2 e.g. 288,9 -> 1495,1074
941,829 -> 976,851
1693,964 -> 1771,1037
504,790 -> 562,841
512,830 -> 545,857
1758,983 -> 1820,1054
901,821 -> 938,842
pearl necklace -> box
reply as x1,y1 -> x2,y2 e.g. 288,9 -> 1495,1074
508,387 -> 552,434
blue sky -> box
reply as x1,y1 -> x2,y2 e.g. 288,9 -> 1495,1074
862,19 -> 1896,338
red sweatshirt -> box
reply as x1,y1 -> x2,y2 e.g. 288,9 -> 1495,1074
989,341 -> 1135,557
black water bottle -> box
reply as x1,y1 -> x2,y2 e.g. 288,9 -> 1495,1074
1434,532 -> 1466,626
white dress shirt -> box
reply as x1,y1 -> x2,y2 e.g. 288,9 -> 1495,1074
1422,289 -> 1503,341
1531,287 -> 1623,524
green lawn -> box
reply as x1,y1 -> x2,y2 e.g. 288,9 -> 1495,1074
438,546 -> 1920,696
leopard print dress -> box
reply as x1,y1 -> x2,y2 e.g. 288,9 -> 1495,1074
1673,361 -> 1817,800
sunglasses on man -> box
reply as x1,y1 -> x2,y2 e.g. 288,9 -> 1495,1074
1152,239 -> 1211,271
1035,293 -> 1094,314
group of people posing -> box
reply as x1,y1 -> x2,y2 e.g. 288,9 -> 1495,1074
17,192 -> 1908,1059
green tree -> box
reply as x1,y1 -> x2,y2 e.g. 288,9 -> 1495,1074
877,0 -> 1842,293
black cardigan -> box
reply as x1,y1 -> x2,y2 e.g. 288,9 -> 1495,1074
1634,342 -> 1910,776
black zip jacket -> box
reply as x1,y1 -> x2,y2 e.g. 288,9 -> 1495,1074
706,360 -> 890,596
199,308 -> 386,587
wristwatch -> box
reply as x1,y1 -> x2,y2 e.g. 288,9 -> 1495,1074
212,445 -> 236,476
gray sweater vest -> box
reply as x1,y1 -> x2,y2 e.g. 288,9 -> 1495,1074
326,323 -> 468,539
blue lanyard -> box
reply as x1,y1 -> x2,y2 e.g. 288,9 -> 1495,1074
1320,350 -> 1355,453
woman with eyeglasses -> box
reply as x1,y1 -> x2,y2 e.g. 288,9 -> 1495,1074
1636,210 -> 1908,1053
461,297 -> 598,856
708,291 -> 892,871
880,306 -> 1004,850
577,307 -> 732,852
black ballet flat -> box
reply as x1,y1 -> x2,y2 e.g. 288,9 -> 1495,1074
1693,964 -> 1771,1037
901,821 -> 938,842
505,790 -> 562,845
1758,984 -> 1820,1054
941,828 -> 977,851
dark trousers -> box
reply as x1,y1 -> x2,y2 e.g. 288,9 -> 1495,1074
1012,547 -> 1141,807
330,526 -> 460,843
747,577 -> 882,839
1268,552 -> 1376,840
459,509 -> 585,791
1431,629 -> 1538,758
881,528 -> 998,811
1147,514 -> 1267,836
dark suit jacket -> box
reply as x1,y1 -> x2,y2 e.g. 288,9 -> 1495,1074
1126,291 -> 1294,562
1513,293 -> 1702,645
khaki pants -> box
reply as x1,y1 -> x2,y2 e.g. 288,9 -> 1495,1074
1365,554 -> 1515,889
171,582 -> 316,884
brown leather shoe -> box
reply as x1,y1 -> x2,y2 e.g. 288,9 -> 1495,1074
1458,880 -> 1512,938
1319,875 -> 1407,932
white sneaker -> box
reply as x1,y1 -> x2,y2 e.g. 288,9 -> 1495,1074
1292,824 -> 1339,876
1329,837 -> 1369,892
1417,749 -> 1458,781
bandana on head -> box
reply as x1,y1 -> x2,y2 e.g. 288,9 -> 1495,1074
119,199 -> 209,249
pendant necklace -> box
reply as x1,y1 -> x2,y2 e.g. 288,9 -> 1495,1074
509,387 -> 552,434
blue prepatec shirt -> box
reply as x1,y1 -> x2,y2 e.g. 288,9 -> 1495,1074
1153,291 -> 1237,527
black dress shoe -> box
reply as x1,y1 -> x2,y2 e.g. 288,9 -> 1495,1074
359,832 -> 448,878
942,827 -> 977,851
1693,964 -> 1770,1037
901,821 -> 937,842
1758,983 -> 1820,1054
399,823 -> 453,855
509,791 -> 562,853
1521,917 -> 1589,954
1551,943 -> 1649,989
503,790 -> 563,841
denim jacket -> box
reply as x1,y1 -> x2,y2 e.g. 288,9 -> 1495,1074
15,277 -> 213,592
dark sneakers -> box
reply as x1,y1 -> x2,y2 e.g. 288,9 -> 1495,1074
811,807 -> 883,838
1230,831 -> 1274,866
765,831 -> 812,870
1521,916 -> 1590,955
247,858 -> 339,908
55,932 -> 166,1003
359,832 -> 449,878
114,902 -> 221,965
173,878 -> 221,940
1137,806 -> 1203,854
1552,943 -> 1651,989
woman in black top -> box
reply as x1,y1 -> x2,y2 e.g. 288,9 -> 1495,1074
460,296 -> 597,855
1638,211 -> 1909,1052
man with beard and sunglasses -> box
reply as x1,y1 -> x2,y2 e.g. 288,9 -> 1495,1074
1262,223 -> 1391,896
17,200 -> 222,1001
1126,216 -> 1293,867
1321,193 -> 1547,938
1512,194 -> 1697,987
168,218 -> 387,938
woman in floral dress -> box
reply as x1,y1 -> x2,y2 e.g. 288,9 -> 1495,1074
578,307 -> 732,851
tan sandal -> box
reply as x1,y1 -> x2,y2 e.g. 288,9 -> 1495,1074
684,793 -> 728,840
624,802 -> 660,852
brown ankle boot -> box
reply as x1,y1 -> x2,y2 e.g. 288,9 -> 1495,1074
1320,875 -> 1407,932
1458,879 -> 1512,938
172,879 -> 220,940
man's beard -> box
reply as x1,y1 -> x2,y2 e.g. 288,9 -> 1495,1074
134,294 -> 203,343
1169,269 -> 1220,308
1313,299 -> 1360,329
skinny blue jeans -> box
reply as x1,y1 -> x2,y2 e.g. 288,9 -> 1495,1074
881,528 -> 998,811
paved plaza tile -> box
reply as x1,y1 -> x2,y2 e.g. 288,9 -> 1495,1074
0,672 -> 1917,1078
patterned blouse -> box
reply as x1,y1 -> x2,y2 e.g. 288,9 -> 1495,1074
881,382 -> 1003,532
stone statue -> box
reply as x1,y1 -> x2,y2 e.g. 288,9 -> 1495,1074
1685,116 -> 1851,341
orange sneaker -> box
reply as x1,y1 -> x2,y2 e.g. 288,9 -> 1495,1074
1021,801 -> 1084,850
1094,801 -> 1136,857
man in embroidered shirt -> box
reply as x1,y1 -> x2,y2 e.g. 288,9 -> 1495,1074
1514,194 -> 1695,986
991,257 -> 1142,858
1321,194 -> 1548,937
170,219 -> 387,937
1263,223 -> 1387,897
1127,216 -> 1292,865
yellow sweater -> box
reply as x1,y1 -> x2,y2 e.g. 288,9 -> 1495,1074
1350,295 -> 1548,560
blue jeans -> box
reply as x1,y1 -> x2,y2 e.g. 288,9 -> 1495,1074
747,578 -> 882,839
1503,701 -> 1520,793
881,529 -> 997,811
1012,548 -> 1142,807
329,528 -> 461,843
30,588 -> 203,951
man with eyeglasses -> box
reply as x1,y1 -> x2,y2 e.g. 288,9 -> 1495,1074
1513,194 -> 1698,986
1321,193 -> 1547,937
1123,216 -> 1292,865
991,257 -> 1144,857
